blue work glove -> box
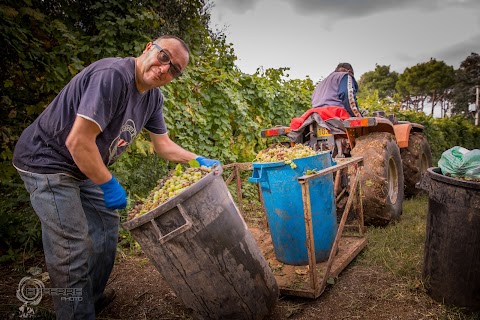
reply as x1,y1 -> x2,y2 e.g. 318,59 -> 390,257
98,175 -> 127,210
195,156 -> 221,168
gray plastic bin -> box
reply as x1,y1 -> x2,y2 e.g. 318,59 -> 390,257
122,167 -> 278,319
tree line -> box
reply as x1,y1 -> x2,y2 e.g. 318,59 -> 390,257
358,54 -> 480,117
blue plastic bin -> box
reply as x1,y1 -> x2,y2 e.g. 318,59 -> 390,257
248,152 -> 337,265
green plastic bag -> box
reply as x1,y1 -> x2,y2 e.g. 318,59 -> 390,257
438,146 -> 480,179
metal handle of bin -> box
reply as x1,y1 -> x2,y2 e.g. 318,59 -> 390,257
150,203 -> 193,244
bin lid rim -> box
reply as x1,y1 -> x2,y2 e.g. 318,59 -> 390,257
428,167 -> 480,190
252,161 -> 285,168
252,152 -> 332,167
122,167 -> 222,230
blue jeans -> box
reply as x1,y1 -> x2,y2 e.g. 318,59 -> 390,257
18,171 -> 119,319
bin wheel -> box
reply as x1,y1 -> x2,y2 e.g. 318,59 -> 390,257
401,133 -> 433,198
351,132 -> 404,226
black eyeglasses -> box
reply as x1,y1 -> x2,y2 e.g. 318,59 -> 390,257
152,43 -> 182,78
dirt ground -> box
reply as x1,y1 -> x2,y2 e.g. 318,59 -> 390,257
0,194 -> 477,320
1,241 -> 477,320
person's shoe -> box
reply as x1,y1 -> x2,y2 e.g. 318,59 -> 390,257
95,288 -> 116,315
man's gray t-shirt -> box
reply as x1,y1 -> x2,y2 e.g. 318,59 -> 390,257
13,57 -> 167,180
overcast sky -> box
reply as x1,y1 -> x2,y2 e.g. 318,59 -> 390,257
209,0 -> 480,83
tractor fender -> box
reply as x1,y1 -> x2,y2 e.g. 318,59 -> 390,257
373,117 -> 396,135
393,123 -> 412,148
345,117 -> 396,149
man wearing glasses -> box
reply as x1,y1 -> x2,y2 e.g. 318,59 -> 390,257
13,35 -> 219,319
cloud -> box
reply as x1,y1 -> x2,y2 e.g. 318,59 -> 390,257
209,0 -> 480,80
279,0 -> 480,18
388,32 -> 480,72
213,0 -> 262,14
437,33 -> 480,67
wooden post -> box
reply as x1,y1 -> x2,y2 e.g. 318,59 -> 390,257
222,163 -> 253,215
475,85 -> 479,127
334,169 -> 341,196
256,184 -> 268,229
356,163 -> 364,235
317,167 -> 361,295
235,165 -> 243,213
300,180 -> 319,294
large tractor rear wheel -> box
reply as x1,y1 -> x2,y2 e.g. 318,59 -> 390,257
351,132 -> 404,226
401,132 -> 432,198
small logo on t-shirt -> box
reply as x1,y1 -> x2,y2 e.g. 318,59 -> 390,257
108,119 -> 137,164
117,139 -> 129,148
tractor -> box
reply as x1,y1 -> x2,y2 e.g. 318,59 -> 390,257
261,108 -> 432,226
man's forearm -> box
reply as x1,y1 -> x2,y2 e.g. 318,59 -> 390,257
155,143 -> 197,163
150,133 -> 196,163
67,137 -> 111,184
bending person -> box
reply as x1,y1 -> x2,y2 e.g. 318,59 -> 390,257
13,35 -> 220,319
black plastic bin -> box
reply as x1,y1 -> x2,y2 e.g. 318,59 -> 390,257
122,167 -> 278,320
419,167 -> 480,312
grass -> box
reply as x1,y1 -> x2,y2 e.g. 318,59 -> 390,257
357,195 -> 428,280
356,195 -> 480,319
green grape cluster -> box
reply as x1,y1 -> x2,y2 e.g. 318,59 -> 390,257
254,144 -> 316,169
128,166 -> 212,220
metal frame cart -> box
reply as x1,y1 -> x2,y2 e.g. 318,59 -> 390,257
226,156 -> 367,298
